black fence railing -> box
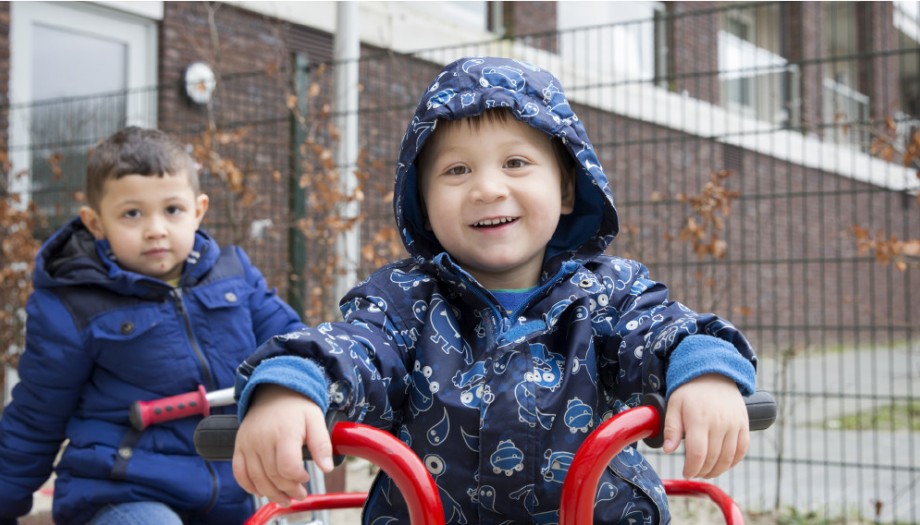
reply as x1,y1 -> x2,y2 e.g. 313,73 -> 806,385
4,2 -> 919,522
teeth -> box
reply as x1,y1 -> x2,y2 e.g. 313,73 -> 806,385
475,217 -> 515,227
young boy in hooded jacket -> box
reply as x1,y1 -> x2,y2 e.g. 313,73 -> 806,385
232,57 -> 758,524
0,127 -> 305,525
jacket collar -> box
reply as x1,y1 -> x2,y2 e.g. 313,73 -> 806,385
35,216 -> 219,295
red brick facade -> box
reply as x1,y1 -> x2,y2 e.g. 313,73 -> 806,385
500,1 -> 558,53
2,1 -> 917,350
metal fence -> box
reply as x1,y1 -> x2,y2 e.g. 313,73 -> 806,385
4,2 -> 919,523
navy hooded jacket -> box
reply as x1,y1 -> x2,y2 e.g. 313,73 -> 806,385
237,57 -> 757,524
0,218 -> 304,524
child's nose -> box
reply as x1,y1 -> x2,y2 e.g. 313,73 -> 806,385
144,216 -> 168,238
470,171 -> 509,203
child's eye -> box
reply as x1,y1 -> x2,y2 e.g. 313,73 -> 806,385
445,165 -> 469,176
123,209 -> 141,219
165,205 -> 183,215
505,158 -> 528,169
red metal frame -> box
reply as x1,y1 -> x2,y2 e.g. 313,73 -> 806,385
558,405 -> 661,525
245,422 -> 445,525
663,480 -> 745,524
558,405 -> 747,525
246,493 -> 367,524
243,405 -> 749,524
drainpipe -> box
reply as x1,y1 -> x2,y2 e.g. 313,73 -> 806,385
333,1 -> 361,305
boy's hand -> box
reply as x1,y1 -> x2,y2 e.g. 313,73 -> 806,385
232,384 -> 334,506
662,374 -> 749,479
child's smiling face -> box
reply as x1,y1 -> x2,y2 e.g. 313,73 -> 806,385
418,114 -> 574,290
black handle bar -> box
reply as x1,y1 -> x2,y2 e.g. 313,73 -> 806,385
641,390 -> 776,448
194,410 -> 347,465
194,391 -> 775,460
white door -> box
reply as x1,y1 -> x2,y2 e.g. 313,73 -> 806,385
9,1 -> 159,221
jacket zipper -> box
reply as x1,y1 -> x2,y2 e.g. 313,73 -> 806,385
170,288 -> 216,392
508,263 -> 574,319
170,287 -> 220,512
202,461 -> 220,513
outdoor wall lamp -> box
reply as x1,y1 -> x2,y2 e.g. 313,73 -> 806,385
184,62 -> 216,105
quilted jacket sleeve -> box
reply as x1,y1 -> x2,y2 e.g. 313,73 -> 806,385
0,290 -> 93,523
237,283 -> 414,431
596,258 -> 756,402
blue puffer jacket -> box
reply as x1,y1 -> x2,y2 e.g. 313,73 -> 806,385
238,57 -> 757,524
0,218 -> 304,524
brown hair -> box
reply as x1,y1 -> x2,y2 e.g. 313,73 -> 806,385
85,126 -> 199,210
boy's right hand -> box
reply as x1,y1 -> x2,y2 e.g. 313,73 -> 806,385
232,384 -> 334,506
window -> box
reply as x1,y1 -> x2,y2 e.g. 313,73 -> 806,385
723,13 -> 754,109
894,1 -> 920,43
823,2 -> 869,147
557,2 -> 664,82
487,1 -> 505,36
653,4 -> 671,89
718,5 -> 789,124
9,2 -> 158,226
895,1 -> 920,115
406,1 -> 488,32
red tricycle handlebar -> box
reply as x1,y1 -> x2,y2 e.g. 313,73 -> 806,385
194,391 -> 776,525
559,403 -> 662,525
560,390 -> 775,525
194,415 -> 445,525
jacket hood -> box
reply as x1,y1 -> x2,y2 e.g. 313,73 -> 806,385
34,217 -> 219,295
394,56 -> 619,265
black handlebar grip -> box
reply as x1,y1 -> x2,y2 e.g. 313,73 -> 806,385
744,390 -> 777,431
194,415 -> 241,461
194,412 -> 347,466
641,389 -> 777,448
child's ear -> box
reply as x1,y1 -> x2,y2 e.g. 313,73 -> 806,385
561,171 -> 576,215
194,193 -> 210,226
78,206 -> 106,240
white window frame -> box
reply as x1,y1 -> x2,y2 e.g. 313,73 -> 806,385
721,10 -> 757,116
8,1 -> 159,199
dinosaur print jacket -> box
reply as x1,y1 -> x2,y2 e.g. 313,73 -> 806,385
237,57 -> 757,525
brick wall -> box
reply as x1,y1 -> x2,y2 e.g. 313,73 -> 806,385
156,2 -> 335,302
151,1 -> 918,347
786,2 -> 826,136
501,1 -> 558,53
3,1 -> 916,347
857,2 -> 901,120
669,2 -> 721,105
577,103 -> 919,352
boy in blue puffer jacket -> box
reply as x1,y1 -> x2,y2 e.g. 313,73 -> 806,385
0,127 -> 305,525
232,57 -> 758,524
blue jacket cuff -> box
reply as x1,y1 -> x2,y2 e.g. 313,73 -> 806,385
665,334 -> 756,398
237,356 -> 329,418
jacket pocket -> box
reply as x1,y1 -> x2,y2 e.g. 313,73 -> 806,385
90,304 -> 194,392
189,280 -> 258,379
194,279 -> 254,311
90,306 -> 160,341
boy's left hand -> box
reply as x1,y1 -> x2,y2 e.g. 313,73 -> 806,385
662,373 -> 749,479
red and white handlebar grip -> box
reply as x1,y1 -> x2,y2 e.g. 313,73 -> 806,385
129,384 -> 210,430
